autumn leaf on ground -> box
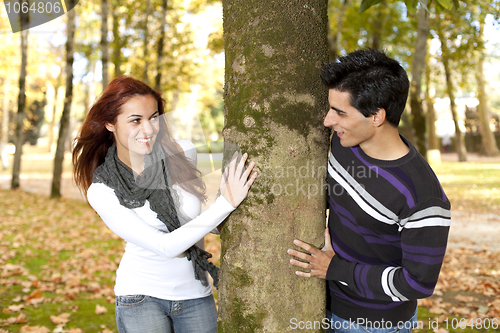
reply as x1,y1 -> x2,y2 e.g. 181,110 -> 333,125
68,328 -> 84,333
95,304 -> 108,315
7,304 -> 25,312
4,312 -> 28,325
19,325 -> 50,333
49,312 -> 71,325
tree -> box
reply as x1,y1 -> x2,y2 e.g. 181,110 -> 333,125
11,1 -> 29,189
327,0 -> 350,59
101,0 -> 110,89
435,14 -> 467,161
409,0 -> 430,158
217,1 -> 330,331
425,54 -> 440,153
47,68 -> 63,152
142,0 -> 152,84
1,79 -> 10,170
475,13 -> 500,156
155,0 -> 168,91
51,0 -> 76,198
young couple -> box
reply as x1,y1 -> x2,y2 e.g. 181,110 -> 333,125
73,49 -> 450,333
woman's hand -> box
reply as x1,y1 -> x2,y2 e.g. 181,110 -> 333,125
220,151 -> 258,208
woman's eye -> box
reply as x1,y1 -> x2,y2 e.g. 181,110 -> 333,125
150,115 -> 159,122
131,119 -> 140,124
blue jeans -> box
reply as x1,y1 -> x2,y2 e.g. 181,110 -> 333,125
115,294 -> 217,333
326,308 -> 418,333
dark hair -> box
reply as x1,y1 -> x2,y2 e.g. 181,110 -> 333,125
73,75 -> 206,201
320,49 -> 409,126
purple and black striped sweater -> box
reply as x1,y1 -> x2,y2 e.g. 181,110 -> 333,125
326,134 -> 451,325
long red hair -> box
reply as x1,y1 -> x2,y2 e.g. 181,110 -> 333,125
72,76 -> 206,201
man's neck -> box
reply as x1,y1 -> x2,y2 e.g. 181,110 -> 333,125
359,125 -> 409,161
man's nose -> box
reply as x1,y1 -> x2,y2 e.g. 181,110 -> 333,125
323,110 -> 336,127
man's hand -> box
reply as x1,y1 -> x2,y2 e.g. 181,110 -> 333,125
287,228 -> 335,279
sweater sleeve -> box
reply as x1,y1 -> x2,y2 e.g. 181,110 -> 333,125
87,182 -> 234,259
326,200 -> 451,302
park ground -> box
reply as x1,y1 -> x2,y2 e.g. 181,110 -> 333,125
0,145 -> 499,332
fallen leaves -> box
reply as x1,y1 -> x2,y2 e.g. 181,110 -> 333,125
0,190 -> 120,331
418,245 -> 500,324
49,313 -> 71,325
95,305 -> 108,315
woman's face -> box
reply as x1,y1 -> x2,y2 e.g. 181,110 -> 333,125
105,94 -> 160,169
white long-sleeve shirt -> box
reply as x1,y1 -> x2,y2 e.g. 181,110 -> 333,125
87,140 -> 234,300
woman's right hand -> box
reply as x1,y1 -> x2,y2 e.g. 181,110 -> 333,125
219,151 -> 258,208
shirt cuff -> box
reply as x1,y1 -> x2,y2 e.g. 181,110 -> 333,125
214,195 -> 236,213
326,255 -> 356,288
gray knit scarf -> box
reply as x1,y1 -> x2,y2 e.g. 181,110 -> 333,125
92,143 -> 218,288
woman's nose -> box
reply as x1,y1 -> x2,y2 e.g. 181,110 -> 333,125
141,121 -> 154,135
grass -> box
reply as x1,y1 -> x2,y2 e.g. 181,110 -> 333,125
432,160 -> 500,213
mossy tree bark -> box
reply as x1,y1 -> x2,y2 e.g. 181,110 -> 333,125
218,1 -> 330,332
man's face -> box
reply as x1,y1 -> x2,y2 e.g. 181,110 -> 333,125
324,89 -> 375,148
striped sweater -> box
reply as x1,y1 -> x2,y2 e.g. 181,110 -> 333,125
326,134 -> 451,324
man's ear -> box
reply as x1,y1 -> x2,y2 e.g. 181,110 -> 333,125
105,123 -> 115,132
372,109 -> 386,127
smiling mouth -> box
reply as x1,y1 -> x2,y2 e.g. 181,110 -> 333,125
136,137 -> 153,144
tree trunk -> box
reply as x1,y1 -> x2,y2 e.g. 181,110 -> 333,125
424,54 -> 441,165
47,73 -> 62,152
155,0 -> 168,91
111,3 -> 123,77
425,57 -> 439,151
437,23 -> 467,162
409,0 -> 430,158
11,5 -> 29,189
328,0 -> 349,60
2,79 -> 10,170
371,1 -> 386,49
218,1 -> 330,332
143,0 -> 152,84
476,20 -> 500,156
101,0 -> 110,89
51,0 -> 76,198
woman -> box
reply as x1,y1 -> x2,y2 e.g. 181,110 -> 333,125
73,76 -> 257,332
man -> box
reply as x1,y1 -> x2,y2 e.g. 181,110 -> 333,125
287,49 -> 450,332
